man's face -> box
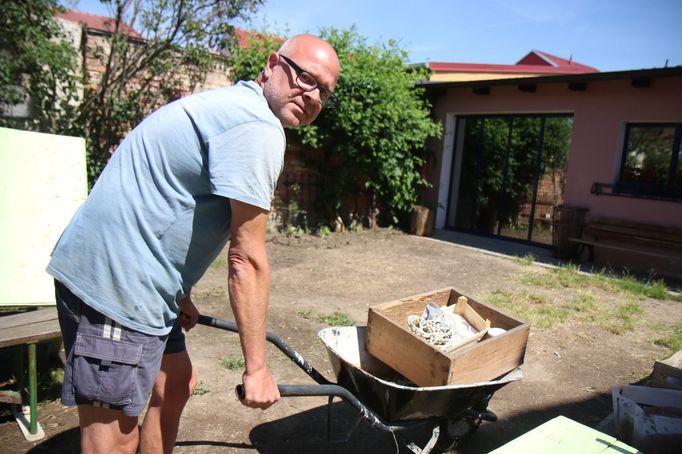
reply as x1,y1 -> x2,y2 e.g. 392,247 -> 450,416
262,41 -> 339,128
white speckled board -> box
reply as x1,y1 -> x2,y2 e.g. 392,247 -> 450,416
0,127 -> 87,306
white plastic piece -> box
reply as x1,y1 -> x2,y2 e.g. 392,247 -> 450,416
11,405 -> 45,442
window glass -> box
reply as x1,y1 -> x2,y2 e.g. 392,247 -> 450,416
621,126 -> 675,185
450,114 -> 572,245
618,124 -> 681,198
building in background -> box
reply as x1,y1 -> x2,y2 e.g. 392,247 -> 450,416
415,50 -> 598,82
419,66 -> 682,278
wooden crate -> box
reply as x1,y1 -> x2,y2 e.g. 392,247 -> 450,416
366,287 -> 530,386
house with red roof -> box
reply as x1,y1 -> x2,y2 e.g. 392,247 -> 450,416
417,50 -> 598,82
57,9 -> 143,39
55,9 -> 233,93
417,65 -> 682,279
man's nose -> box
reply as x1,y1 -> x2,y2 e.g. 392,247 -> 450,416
302,88 -> 322,106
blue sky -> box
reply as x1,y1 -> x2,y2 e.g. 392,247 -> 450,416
67,0 -> 682,72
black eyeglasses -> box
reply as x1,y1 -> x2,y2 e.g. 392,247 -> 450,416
279,54 -> 338,109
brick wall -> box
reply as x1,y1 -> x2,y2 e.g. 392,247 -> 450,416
82,32 -> 232,98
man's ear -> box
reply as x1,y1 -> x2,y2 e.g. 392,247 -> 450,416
262,52 -> 279,81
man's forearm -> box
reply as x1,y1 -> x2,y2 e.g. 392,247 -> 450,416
227,246 -> 271,373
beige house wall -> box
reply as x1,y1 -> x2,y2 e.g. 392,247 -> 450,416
429,72 -> 544,82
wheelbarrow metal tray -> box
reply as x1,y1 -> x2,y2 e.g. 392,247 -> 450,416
366,287 -> 530,387
319,326 -> 522,423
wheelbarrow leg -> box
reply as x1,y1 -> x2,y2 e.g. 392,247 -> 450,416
405,425 -> 440,454
325,395 -> 364,444
327,396 -> 333,442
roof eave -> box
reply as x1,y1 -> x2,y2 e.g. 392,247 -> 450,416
417,66 -> 682,90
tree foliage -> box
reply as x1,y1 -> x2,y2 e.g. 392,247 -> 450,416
226,28 -> 282,82
0,0 -> 79,133
303,28 -> 442,226
69,0 -> 263,183
227,26 -> 443,227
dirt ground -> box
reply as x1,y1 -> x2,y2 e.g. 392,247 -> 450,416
2,229 -> 680,453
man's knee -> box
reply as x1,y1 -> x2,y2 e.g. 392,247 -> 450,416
79,405 -> 139,454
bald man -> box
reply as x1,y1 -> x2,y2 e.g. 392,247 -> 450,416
47,34 -> 340,453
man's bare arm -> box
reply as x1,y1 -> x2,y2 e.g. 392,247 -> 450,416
227,199 -> 279,408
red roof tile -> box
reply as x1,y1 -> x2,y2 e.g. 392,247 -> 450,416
428,50 -> 598,75
517,50 -> 598,72
57,10 -> 142,38
232,28 -> 284,47
58,10 -> 282,49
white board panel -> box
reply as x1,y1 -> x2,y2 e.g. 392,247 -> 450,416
0,127 -> 87,306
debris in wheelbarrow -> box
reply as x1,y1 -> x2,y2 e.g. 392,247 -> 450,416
198,314 -> 523,454
407,296 -> 490,353
366,287 -> 530,387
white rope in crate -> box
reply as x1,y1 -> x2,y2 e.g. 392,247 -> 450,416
407,302 -> 477,353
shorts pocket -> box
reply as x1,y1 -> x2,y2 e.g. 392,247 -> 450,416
72,333 -> 143,406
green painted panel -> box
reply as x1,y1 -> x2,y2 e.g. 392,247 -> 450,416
0,127 -> 86,306
490,415 -> 641,454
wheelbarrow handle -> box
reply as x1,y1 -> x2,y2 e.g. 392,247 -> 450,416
235,384 -> 400,433
197,314 -> 332,385
200,315 -> 403,433
235,384 -> 352,399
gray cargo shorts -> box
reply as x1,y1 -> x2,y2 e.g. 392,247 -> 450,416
55,280 -> 185,416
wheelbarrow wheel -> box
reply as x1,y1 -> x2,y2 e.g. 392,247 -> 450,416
432,417 -> 481,452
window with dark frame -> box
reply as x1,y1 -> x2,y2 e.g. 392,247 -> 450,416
617,123 -> 682,199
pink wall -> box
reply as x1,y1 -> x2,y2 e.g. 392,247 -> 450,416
432,76 -> 682,228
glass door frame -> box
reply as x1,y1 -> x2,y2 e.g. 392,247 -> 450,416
444,112 -> 573,245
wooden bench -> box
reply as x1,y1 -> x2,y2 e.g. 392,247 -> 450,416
0,308 -> 62,440
568,218 -> 682,265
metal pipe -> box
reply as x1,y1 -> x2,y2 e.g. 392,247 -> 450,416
235,384 -> 402,433
28,343 -> 37,434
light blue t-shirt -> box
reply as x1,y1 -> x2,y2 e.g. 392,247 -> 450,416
47,81 -> 285,335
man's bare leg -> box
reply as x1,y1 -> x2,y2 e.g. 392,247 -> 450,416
79,405 -> 139,454
139,350 -> 197,453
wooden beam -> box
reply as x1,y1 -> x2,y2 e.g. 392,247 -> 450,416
631,77 -> 651,88
568,82 -> 588,91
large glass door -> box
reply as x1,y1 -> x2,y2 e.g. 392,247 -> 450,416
446,114 -> 572,245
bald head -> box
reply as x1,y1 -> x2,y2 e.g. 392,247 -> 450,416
278,34 -> 340,79
258,34 -> 340,128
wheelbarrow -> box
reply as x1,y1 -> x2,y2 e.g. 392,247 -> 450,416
198,314 -> 523,454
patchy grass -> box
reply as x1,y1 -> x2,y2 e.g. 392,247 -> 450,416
611,276 -> 673,300
486,288 -> 643,334
297,309 -> 314,320
513,253 -> 537,266
219,355 -> 245,370
568,293 -> 599,314
192,381 -> 210,396
655,323 -> 682,354
607,301 -> 644,334
318,311 -> 355,326
486,290 -> 569,330
520,265 -> 679,301
316,225 -> 332,237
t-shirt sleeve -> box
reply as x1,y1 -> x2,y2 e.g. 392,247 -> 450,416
206,121 -> 285,210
